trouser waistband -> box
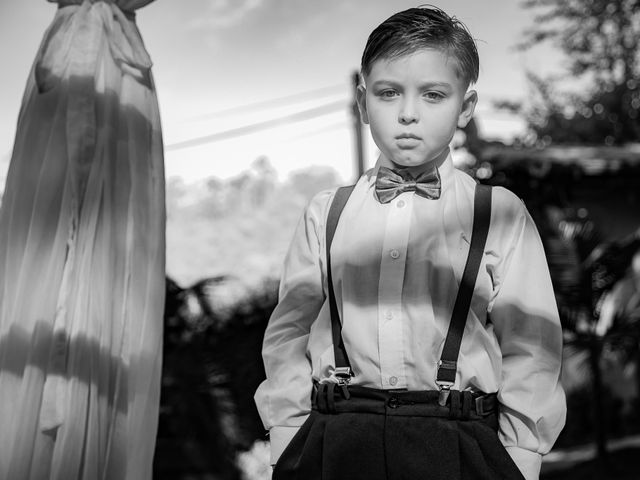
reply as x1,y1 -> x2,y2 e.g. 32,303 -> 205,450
312,382 -> 498,421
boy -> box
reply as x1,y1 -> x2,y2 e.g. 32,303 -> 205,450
255,6 -> 566,480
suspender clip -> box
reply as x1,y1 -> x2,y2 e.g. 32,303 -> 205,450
437,382 -> 453,407
334,367 -> 352,400
436,360 -> 456,406
334,367 -> 353,385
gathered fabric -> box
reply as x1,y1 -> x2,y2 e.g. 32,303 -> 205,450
0,1 -> 165,479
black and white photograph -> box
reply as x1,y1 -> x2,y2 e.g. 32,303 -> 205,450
0,1 -> 638,479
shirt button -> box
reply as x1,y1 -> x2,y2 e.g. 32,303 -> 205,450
389,376 -> 398,386
389,249 -> 400,259
384,310 -> 393,320
397,200 -> 405,208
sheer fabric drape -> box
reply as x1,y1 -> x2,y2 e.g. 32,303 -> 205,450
0,1 -> 165,478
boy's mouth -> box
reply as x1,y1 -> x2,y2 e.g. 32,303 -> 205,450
396,133 -> 421,140
395,133 -> 421,148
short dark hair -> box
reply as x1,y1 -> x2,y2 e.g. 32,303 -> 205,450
361,5 -> 479,86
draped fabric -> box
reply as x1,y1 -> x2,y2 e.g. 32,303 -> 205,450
0,1 -> 165,478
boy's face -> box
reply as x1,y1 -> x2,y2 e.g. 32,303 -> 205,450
358,48 -> 477,170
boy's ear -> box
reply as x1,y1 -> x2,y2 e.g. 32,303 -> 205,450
356,84 -> 369,124
457,89 -> 477,128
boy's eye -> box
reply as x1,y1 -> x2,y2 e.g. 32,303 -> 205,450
424,91 -> 445,101
378,89 -> 399,98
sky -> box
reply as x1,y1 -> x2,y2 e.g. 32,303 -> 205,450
0,0 -> 561,184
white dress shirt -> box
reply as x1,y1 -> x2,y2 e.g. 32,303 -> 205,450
254,153 -> 566,480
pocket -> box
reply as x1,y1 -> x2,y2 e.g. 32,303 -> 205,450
471,422 -> 526,480
273,413 -> 317,478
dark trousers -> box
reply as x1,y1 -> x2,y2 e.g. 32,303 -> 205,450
273,385 -> 525,480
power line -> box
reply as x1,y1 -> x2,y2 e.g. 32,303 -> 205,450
285,120 -> 349,141
166,99 -> 347,151
186,84 -> 347,122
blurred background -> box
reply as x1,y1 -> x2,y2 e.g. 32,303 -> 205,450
1,0 -> 640,479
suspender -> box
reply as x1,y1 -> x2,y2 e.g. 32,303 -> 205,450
325,185 -> 356,383
325,183 -> 493,400
436,184 -> 492,404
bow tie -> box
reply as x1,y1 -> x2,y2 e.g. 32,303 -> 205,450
374,165 -> 441,203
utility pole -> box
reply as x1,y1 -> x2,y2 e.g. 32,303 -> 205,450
351,71 -> 365,180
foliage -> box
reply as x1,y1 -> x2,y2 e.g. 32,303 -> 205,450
483,153 -> 640,471
158,157 -> 342,478
519,0 -> 640,83
505,0 -> 640,144
236,441 -> 271,480
155,275 -> 279,480
484,153 -> 640,381
166,157 -> 341,286
552,384 -> 639,450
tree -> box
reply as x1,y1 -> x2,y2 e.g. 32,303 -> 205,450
542,207 -> 640,475
593,235 -> 640,413
156,275 -> 278,479
509,0 -> 640,144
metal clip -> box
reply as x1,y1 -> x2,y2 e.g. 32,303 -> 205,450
436,360 -> 456,407
334,367 -> 352,385
334,367 -> 352,400
437,382 -> 453,406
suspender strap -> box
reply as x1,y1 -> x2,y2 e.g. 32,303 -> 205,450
436,184 -> 492,391
326,185 -> 356,380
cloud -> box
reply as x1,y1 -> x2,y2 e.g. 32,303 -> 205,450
191,0 -> 264,29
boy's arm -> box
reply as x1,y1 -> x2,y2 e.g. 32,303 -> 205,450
488,189 -> 567,480
254,191 -> 331,465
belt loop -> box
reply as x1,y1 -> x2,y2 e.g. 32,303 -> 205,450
475,395 -> 485,417
461,391 -> 472,420
339,383 -> 351,400
474,393 -> 496,417
326,383 -> 337,414
316,383 -> 328,413
449,390 -> 461,419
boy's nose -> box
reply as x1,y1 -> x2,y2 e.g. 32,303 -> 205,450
398,101 -> 419,124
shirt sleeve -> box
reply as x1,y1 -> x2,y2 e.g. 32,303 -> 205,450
488,188 -> 567,480
253,190 -> 333,465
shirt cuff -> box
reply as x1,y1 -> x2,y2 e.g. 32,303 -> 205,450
269,425 -> 301,465
505,446 -> 542,480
